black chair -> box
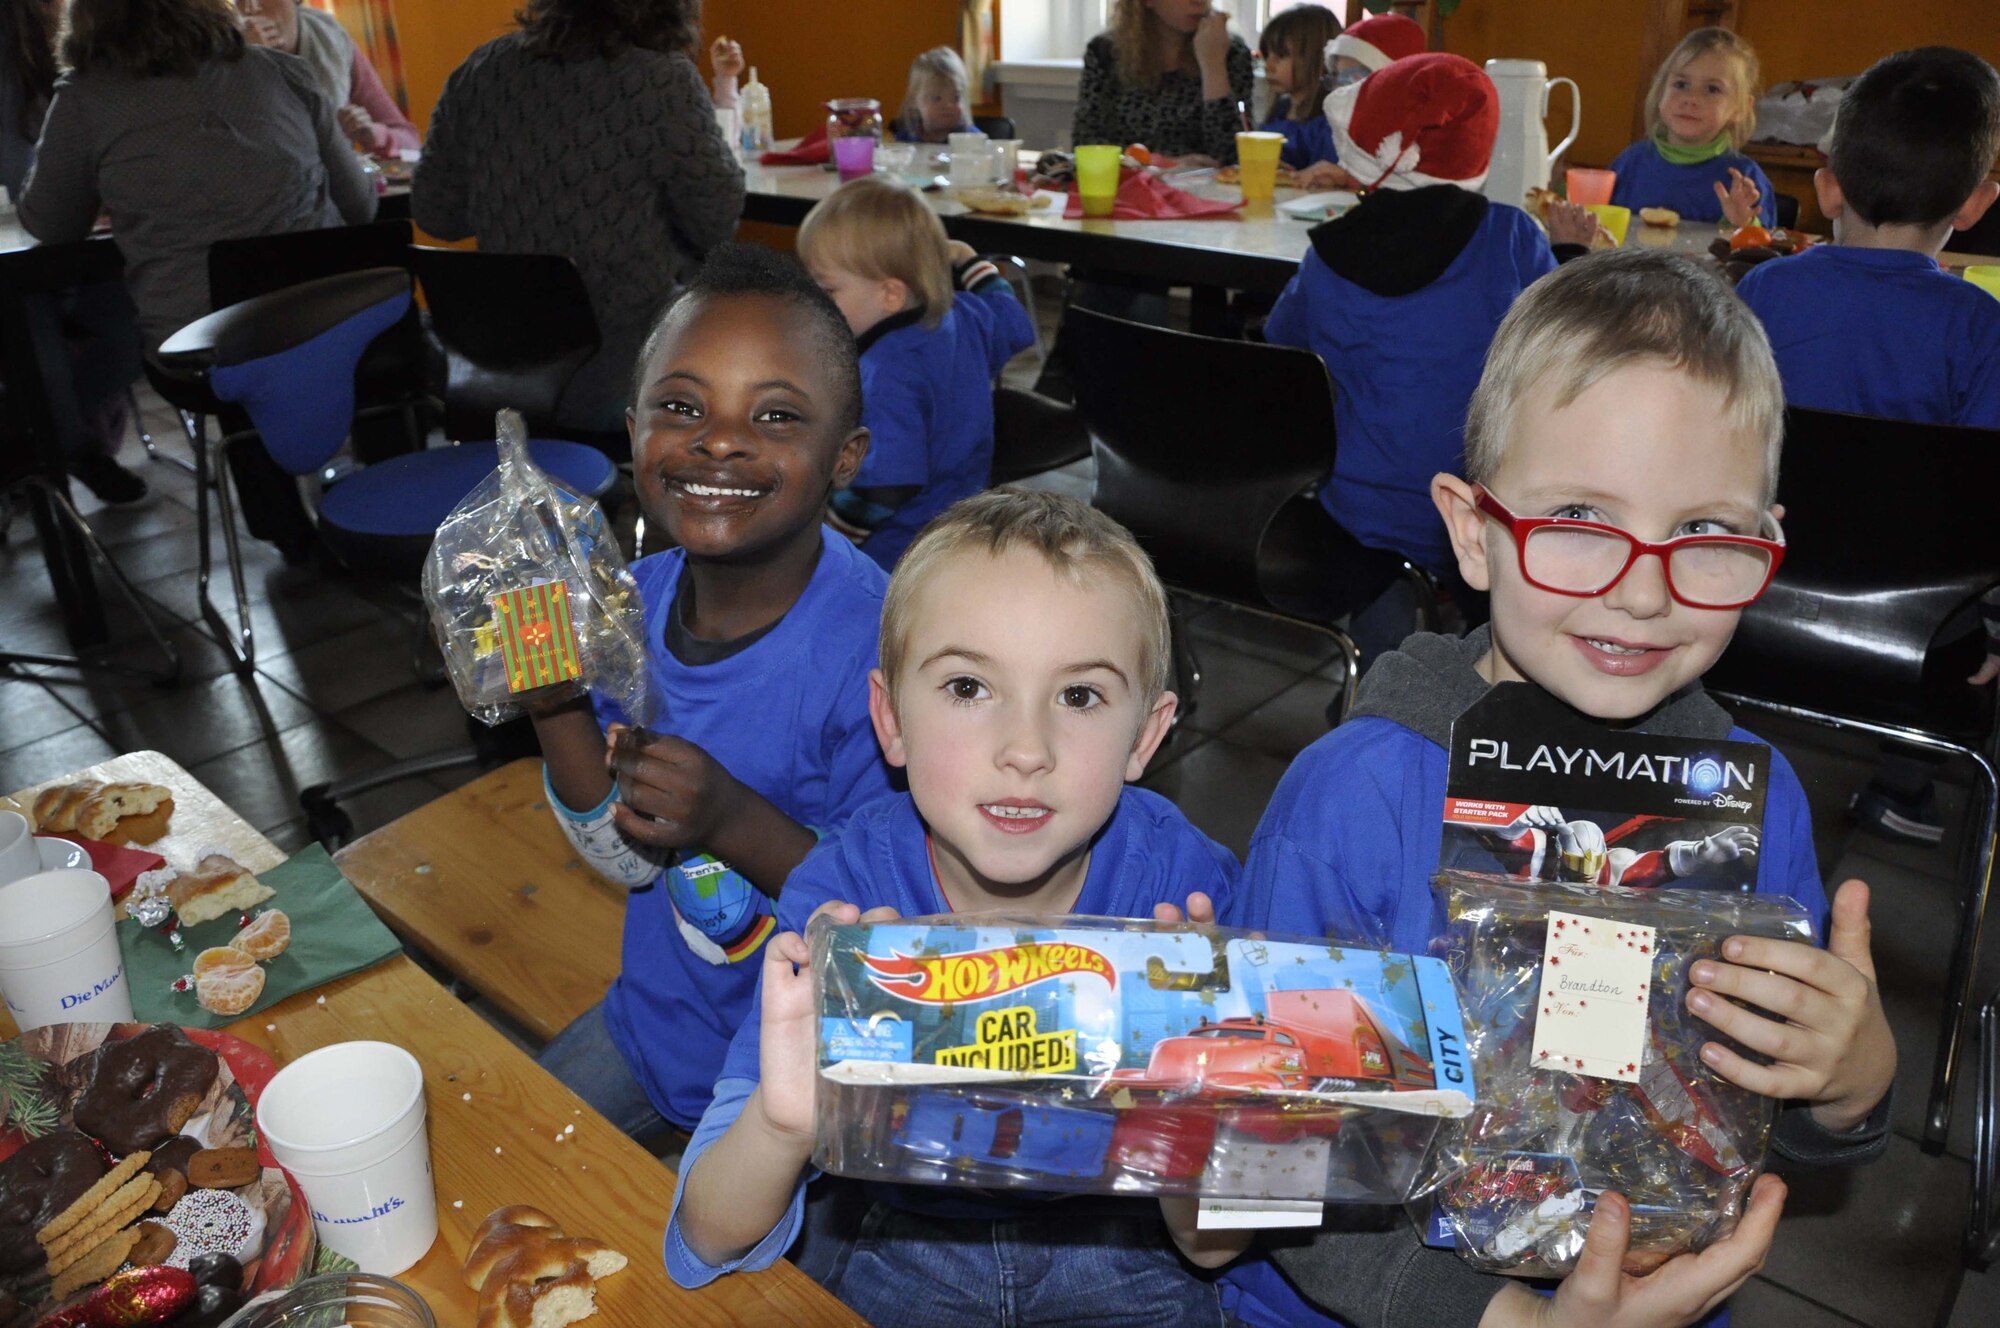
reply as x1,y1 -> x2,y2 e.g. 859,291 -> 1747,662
973,114 -> 1017,139
1705,406 -> 2000,1149
990,385 -> 1091,485
1775,192 -> 1801,230
1060,305 -> 1433,722
408,246 -> 601,446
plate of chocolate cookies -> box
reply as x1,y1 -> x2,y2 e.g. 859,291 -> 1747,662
0,1023 -> 313,1326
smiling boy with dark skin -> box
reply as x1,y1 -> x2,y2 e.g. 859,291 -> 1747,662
529,243 -> 896,1147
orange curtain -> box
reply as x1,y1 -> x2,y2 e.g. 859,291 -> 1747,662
311,0 -> 412,114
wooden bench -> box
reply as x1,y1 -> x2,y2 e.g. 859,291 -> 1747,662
336,758 -> 624,1043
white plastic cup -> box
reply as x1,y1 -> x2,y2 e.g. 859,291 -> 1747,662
949,131 -> 992,185
990,138 -> 1024,182
256,1042 -> 438,1275
0,868 -> 131,1030
0,812 -> 39,885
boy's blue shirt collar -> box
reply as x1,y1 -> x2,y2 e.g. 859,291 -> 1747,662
1808,243 -> 1945,274
855,304 -> 930,354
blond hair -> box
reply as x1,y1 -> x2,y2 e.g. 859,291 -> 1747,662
797,177 -> 954,329
1464,250 -> 1784,504
1644,26 -> 1760,150
896,46 -> 970,139
880,489 -> 1172,704
1109,0 -> 1187,87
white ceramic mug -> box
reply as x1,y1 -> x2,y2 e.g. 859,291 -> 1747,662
256,1042 -> 438,1275
0,868 -> 132,1029
0,812 -> 38,885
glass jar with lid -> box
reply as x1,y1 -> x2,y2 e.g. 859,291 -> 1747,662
221,1272 -> 436,1328
824,98 -> 884,142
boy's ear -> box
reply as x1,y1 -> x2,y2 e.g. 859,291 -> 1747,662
1954,179 -> 2000,235
868,668 -> 909,769
1124,690 -> 1179,782
1812,168 -> 1845,224
1432,473 -> 1493,593
880,278 -> 911,315
833,426 -> 870,490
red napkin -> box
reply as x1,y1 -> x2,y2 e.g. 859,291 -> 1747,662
761,124 -> 830,166
1064,171 -> 1242,220
46,833 -> 164,899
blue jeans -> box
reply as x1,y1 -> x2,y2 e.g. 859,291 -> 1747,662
536,1001 -> 670,1144
791,1179 -> 1227,1328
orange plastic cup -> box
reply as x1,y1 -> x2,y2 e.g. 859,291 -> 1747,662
1566,168 -> 1615,205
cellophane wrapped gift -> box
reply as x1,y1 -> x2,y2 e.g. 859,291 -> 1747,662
809,914 -> 1476,1202
1422,872 -> 1811,1276
422,409 -> 650,726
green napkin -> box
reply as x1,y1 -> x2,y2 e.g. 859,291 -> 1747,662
120,844 -> 405,1027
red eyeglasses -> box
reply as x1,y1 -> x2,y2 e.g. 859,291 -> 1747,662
1473,487 -> 1786,611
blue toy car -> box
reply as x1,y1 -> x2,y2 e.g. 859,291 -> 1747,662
894,1093 -> 1116,1180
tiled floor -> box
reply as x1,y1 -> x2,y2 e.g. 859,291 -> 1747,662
3,385 -> 1997,1325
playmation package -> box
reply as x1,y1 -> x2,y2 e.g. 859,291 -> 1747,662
810,915 -> 1474,1202
1422,873 -> 1811,1277
423,409 -> 651,726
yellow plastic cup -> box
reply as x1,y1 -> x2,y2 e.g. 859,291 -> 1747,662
1075,144 -> 1121,218
1235,131 -> 1285,203
1584,203 -> 1631,247
1965,266 -> 2000,302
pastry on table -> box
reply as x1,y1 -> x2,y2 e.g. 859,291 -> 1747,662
30,780 -> 175,845
464,1205 -> 627,1328
133,852 -> 273,928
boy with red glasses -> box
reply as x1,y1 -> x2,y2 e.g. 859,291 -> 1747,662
1222,250 -> 1893,1328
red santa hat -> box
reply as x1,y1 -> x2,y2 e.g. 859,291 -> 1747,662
1324,13 -> 1428,74
1323,52 -> 1499,193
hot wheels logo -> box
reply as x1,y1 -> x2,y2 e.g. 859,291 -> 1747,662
862,943 -> 1117,1003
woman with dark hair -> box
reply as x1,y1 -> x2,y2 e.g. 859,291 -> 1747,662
22,0 -> 375,533
414,0 -> 745,436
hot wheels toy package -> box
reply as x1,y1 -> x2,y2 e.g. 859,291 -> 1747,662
811,914 -> 1474,1202
423,409 -> 651,726
1422,872 -> 1812,1277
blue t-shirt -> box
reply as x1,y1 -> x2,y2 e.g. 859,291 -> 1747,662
853,285 -> 1037,569
1261,97 -> 1338,170
663,785 -> 1241,1288
1219,708 -> 1826,1328
1263,203 -> 1557,576
589,529 -> 896,1128
1737,243 -> 2000,429
1607,139 -> 1777,228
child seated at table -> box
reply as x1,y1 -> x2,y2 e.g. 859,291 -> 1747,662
528,242 -> 895,1146
1734,45 -> 2000,843
1228,250 -> 1892,1328
664,489 -> 1251,1324
893,46 -> 977,144
798,176 -> 1035,569
1255,3 -> 1345,188
1263,53 -> 1570,669
1609,27 -> 1777,230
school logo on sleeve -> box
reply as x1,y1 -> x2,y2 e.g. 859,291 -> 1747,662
667,853 -> 775,964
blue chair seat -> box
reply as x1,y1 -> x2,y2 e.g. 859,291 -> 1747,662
317,439 -> 618,577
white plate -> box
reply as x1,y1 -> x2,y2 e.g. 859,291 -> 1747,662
35,837 -> 88,872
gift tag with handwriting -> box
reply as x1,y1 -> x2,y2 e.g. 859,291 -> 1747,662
1531,910 -> 1653,1083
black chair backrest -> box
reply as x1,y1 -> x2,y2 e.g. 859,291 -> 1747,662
157,268 -> 411,372
1061,304 -> 1333,606
973,114 -> 1017,139
409,246 -> 600,442
1706,405 -> 2000,737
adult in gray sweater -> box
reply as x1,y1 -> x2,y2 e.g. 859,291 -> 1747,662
413,0 -> 745,437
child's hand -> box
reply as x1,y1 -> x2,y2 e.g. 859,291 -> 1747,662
754,900 -> 902,1141
945,239 -> 978,265
710,36 -> 746,81
1490,1176 -> 1785,1328
1192,11 -> 1233,74
1546,200 -> 1604,248
1714,168 -> 1763,230
337,104 -> 378,150
1293,161 -> 1354,192
604,723 -> 743,850
1685,879 -> 1895,1132
1152,891 -> 1217,925
1971,654 -> 2000,686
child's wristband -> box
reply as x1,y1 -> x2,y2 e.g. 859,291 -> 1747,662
543,766 -> 673,889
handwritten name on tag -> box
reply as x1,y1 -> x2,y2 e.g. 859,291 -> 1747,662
1531,910 -> 1654,1084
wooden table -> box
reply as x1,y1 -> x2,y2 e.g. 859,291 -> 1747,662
3,753 -> 861,1328
334,758 -> 621,1043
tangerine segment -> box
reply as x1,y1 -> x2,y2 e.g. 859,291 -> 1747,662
192,947 -> 265,1017
231,909 -> 292,962
1124,143 -> 1151,166
1728,224 -> 1774,251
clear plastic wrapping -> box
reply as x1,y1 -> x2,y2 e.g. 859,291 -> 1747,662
809,914 -> 1475,1202
1421,872 -> 1812,1276
422,409 -> 650,726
